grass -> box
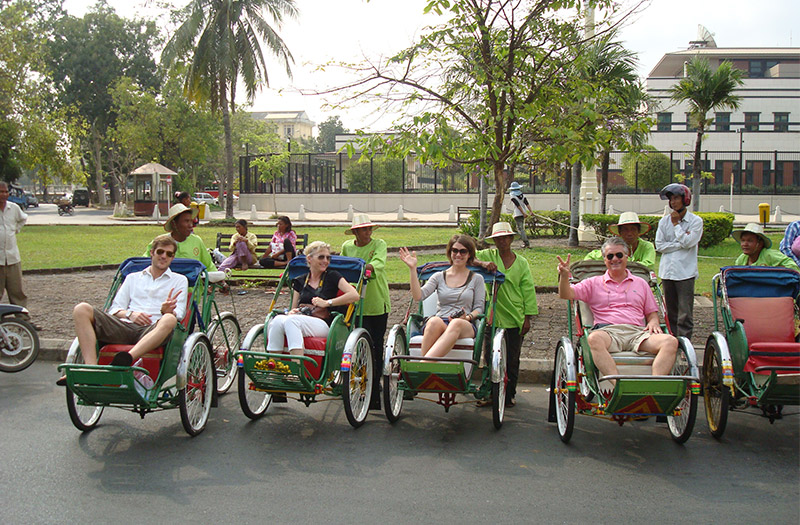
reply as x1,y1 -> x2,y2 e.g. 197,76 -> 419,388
18,225 -> 785,295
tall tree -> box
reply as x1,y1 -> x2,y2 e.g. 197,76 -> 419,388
669,57 -> 744,211
316,115 -> 347,153
162,0 -> 297,218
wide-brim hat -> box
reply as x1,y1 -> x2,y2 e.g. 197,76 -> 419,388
508,181 -> 523,195
609,211 -> 651,235
486,221 -> 518,240
164,203 -> 198,232
345,214 -> 379,235
731,222 -> 772,249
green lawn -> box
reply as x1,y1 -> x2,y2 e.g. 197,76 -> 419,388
18,225 -> 784,295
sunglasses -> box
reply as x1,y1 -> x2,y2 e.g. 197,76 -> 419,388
315,254 -> 331,261
450,248 -> 469,256
605,252 -> 626,260
155,248 -> 176,258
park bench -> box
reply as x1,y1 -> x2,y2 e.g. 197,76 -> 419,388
457,206 -> 479,225
215,231 -> 308,281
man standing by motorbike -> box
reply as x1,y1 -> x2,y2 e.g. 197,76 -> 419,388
0,182 -> 33,325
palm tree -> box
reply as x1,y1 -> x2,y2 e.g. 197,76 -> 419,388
162,0 -> 297,218
669,57 -> 744,211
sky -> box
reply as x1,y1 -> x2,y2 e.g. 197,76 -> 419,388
62,0 -> 799,133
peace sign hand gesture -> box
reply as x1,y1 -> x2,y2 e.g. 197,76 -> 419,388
160,287 -> 182,316
556,254 -> 572,277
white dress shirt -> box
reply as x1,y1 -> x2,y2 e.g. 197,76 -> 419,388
109,267 -> 189,322
0,202 -> 27,266
655,211 -> 704,281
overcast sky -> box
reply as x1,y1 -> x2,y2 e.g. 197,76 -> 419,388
62,0 -> 799,132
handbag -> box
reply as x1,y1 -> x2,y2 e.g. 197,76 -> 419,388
298,303 -> 330,321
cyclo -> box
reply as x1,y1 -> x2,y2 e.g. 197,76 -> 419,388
58,257 -> 241,436
703,266 -> 800,438
548,260 -> 700,443
381,262 -> 508,428
235,255 -> 374,428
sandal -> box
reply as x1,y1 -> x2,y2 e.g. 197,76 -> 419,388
476,398 -> 492,407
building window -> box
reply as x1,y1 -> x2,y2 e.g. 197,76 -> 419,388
776,161 -> 800,187
657,113 -> 672,132
774,113 -> 789,132
744,113 -> 760,132
749,59 -> 779,78
715,112 -> 730,132
685,113 -> 697,132
284,126 -> 293,137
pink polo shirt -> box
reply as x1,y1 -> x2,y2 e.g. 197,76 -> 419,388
571,270 -> 657,326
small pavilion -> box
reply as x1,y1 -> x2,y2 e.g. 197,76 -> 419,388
131,162 -> 176,217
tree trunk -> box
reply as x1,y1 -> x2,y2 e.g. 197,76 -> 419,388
479,174 -> 487,239
600,150 -> 609,214
220,85 -> 236,219
692,125 -> 703,212
568,162 -> 581,247
488,160 -> 506,234
90,123 -> 107,205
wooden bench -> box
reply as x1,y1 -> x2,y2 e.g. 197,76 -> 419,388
457,206 -> 479,225
215,231 -> 308,280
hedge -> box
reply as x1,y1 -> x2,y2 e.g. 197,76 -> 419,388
582,212 -> 734,248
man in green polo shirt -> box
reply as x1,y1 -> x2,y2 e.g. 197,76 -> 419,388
585,211 -> 655,270
732,222 -> 799,270
474,222 -> 538,407
144,203 -> 217,271
341,214 -> 390,410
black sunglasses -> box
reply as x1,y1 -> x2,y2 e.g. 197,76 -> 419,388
155,248 -> 176,258
315,254 -> 331,260
450,248 -> 469,256
605,252 -> 626,260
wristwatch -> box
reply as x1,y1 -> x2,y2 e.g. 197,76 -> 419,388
126,310 -> 133,319
327,299 -> 333,307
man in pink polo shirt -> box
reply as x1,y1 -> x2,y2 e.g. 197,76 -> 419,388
557,237 -> 677,383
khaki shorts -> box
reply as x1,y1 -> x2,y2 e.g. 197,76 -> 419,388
593,324 -> 651,354
92,307 -> 165,346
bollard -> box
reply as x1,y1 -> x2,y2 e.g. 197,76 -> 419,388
152,205 -> 160,220
347,204 -> 354,221
449,204 -> 455,221
607,204 -> 615,215
121,203 -> 128,216
299,204 -> 306,220
113,202 -> 119,216
397,205 -> 405,220
719,205 -> 725,213
250,204 -> 258,221
758,203 -> 770,226
774,205 -> 782,223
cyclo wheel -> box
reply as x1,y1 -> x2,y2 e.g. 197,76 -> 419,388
703,337 -> 729,439
65,340 -> 103,431
208,313 -> 240,395
0,317 -> 40,372
179,336 -> 214,436
238,325 -> 271,420
553,341 -> 575,443
491,333 -> 507,429
343,330 -> 373,428
383,327 -> 405,423
667,341 -> 698,444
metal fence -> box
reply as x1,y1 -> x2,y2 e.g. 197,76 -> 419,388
239,150 -> 800,195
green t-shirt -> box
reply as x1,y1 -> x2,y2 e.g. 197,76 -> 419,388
733,248 -> 799,271
144,233 -> 217,271
341,238 -> 391,316
475,248 -> 538,329
584,239 -> 656,270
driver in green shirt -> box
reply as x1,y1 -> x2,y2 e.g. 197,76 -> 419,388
143,204 -> 217,272
732,223 -> 798,271
585,211 -> 655,270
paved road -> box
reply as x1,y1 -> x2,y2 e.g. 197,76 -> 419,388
1,362 -> 798,523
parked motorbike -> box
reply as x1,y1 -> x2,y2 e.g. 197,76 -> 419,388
0,305 -> 40,372
57,202 -> 74,216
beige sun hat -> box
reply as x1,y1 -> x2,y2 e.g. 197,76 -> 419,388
345,214 -> 379,235
731,222 -> 772,249
608,211 -> 651,235
486,221 -> 518,240
164,203 -> 199,232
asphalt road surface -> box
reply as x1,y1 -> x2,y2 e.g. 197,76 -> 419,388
1,362 -> 798,524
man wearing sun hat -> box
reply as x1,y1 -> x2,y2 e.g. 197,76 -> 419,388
342,214 -> 390,410
143,203 -> 217,271
508,182 -> 533,248
584,211 -> 656,269
732,222 -> 798,270
474,221 -> 538,407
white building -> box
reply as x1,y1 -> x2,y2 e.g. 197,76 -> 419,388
249,110 -> 315,141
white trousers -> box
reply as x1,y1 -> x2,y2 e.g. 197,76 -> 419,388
266,314 -> 329,352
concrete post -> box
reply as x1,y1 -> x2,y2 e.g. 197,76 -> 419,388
555,204 -> 562,211
719,205 -> 725,212
250,204 -> 258,221
608,204 -> 615,215
299,204 -> 306,220
397,205 -> 405,220
578,164 -> 598,241
449,204 -> 456,221
774,205 -> 782,222
347,204 -> 354,221
152,205 -> 160,220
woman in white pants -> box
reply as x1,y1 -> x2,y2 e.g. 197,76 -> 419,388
267,241 -> 359,356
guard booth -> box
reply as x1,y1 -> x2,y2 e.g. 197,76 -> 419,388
131,163 -> 176,217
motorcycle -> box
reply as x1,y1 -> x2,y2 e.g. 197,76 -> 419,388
57,203 -> 74,216
0,305 -> 40,372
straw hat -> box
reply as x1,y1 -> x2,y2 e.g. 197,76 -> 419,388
345,214 -> 379,235
486,221 -> 518,240
508,181 -> 523,195
164,203 -> 198,232
609,211 -> 651,235
731,222 -> 772,249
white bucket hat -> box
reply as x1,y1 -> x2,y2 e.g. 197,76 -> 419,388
164,203 -> 198,232
486,221 -> 517,240
731,222 -> 772,249
608,211 -> 651,235
345,214 -> 379,235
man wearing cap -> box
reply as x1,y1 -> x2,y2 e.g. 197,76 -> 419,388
656,183 -> 703,339
585,212 -> 656,269
474,222 -> 538,407
341,214 -> 390,410
508,182 -> 533,249
143,203 -> 217,271
733,223 -> 798,270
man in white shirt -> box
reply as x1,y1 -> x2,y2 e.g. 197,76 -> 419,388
0,182 -> 29,315
655,184 -> 703,338
58,235 -> 189,384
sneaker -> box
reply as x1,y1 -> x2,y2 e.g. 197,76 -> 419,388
505,397 -> 516,408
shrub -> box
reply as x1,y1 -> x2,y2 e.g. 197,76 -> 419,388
621,147 -> 672,192
581,212 -> 734,248
526,210 -> 571,237
459,209 -> 514,237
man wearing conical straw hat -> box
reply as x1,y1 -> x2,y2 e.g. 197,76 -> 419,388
585,212 -> 655,270
732,223 -> 798,270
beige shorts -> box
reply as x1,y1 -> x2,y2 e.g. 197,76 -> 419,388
593,324 -> 651,354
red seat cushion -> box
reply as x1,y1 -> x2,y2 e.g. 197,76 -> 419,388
744,342 -> 800,375
99,345 -> 163,380
277,336 -> 327,381
729,296 -> 795,343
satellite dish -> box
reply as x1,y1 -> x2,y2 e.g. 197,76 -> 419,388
689,25 -> 717,48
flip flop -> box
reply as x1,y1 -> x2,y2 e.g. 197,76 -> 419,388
56,376 -> 67,386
